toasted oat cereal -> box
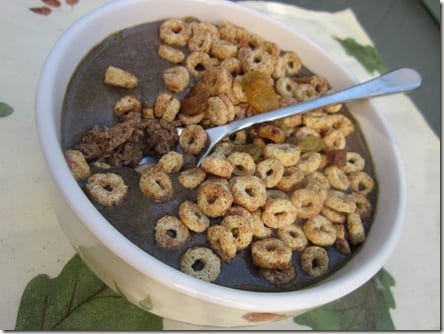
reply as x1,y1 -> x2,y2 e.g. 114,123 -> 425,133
104,66 -> 138,89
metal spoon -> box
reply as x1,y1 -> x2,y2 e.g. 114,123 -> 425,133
141,68 -> 421,166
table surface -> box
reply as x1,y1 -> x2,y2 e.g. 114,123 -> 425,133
0,0 -> 440,331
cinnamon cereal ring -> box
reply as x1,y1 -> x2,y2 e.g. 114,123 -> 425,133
297,152 -> 322,175
154,91 -> 180,121
207,225 -> 237,262
327,114 -> 354,137
303,215 -> 337,246
291,188 -> 324,219
65,149 -> 90,180
257,124 -> 286,143
86,173 -> 128,207
255,158 -> 284,188
162,66 -> 190,93
179,124 -> 207,155
275,167 -> 303,193
324,165 -> 350,191
242,49 -> 274,77
258,41 -> 280,59
232,75 -> 248,103
159,18 -> 192,46
250,209 -> 273,238
208,94 -> 235,125
263,143 -> 301,167
251,238 -> 292,269
197,180 -> 234,218
277,223 -> 308,251
334,223 -> 351,254
220,57 -> 242,76
301,246 -> 329,277
324,190 -> 356,213
262,198 -> 298,228
155,215 -> 189,249
139,168 -> 173,202
275,77 -> 297,97
211,39 -> 238,60
220,215 -> 253,251
323,129 -> 346,150
350,192 -> 373,221
158,151 -> 184,173
321,206 -> 346,224
201,153 -> 234,178
349,171 -> 375,195
185,51 -> 211,78
190,21 -> 220,40
203,66 -> 233,96
218,21 -> 249,47
293,83 -> 317,102
227,151 -> 256,176
188,30 -> 212,53
178,200 -> 210,233
158,44 -> 185,64
230,175 -> 267,212
282,52 -> 302,75
347,212 -> 366,245
260,262 -> 297,287
180,247 -> 221,282
178,167 -> 207,189
342,152 -> 365,173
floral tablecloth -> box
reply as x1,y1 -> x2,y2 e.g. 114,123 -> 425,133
0,0 -> 440,330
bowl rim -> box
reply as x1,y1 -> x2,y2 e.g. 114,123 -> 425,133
35,0 -> 406,312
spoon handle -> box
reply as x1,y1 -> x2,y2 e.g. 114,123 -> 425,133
223,68 -> 421,135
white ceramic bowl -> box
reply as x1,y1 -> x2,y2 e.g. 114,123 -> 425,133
35,0 -> 406,327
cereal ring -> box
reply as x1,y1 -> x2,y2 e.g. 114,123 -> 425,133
220,57 -> 242,76
211,39 -> 238,60
250,209 -> 273,238
305,171 -> 331,192
257,124 -> 286,143
230,175 -> 267,212
282,52 -> 302,75
154,92 -> 180,121
203,66 -> 233,96
290,126 -> 321,144
227,130 -> 247,145
207,225 -> 237,262
251,238 -> 292,269
214,142 -> 235,156
323,129 -> 346,150
86,173 -> 128,207
227,151 -> 256,176
347,212 -> 365,245
155,215 -> 189,249
349,171 -> 375,195
242,49 -> 274,77
178,200 -> 210,233
293,83 -> 317,102
158,44 -> 185,64
185,51 -> 211,78
197,180 -> 234,218
159,18 -> 192,46
255,158 -> 284,188
262,198 -> 297,228
350,192 -> 373,221
275,77 -> 297,97
324,190 -> 356,213
180,247 -> 221,282
65,149 -> 90,180
297,152 -> 322,175
179,124 -> 208,155
327,114 -> 354,137
276,166 -> 304,192
303,215 -> 336,246
220,215 -> 253,251
158,151 -> 184,173
139,168 -> 173,202
334,224 -> 351,255
188,30 -> 212,53
301,246 -> 329,277
178,112 -> 205,126
134,162 -> 155,175
307,75 -> 329,95
260,262 -> 297,287
190,21 -> 220,40
263,143 -> 301,167
277,223 -> 308,251
272,56 -> 286,79
341,152 -> 365,173
291,188 -> 324,219
266,189 -> 290,200
114,95 -> 142,118
162,66 -> 190,93
218,21 -> 249,47
321,206 -> 346,224
208,94 -> 235,125
232,75 -> 248,103
258,41 -> 280,59
201,153 -> 234,178
302,110 -> 330,131
324,165 -> 350,191
178,167 -> 207,189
